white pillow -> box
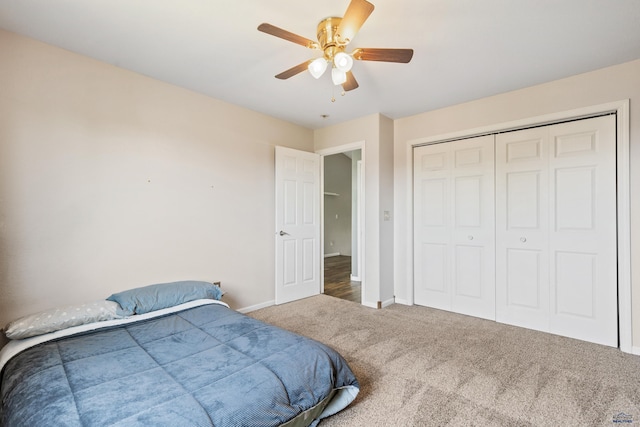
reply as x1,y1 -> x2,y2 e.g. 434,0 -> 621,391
3,300 -> 123,340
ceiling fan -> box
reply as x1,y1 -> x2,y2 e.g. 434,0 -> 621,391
258,0 -> 413,92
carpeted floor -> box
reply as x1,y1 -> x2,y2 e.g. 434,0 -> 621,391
248,294 -> 640,427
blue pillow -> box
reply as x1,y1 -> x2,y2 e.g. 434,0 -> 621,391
107,281 -> 223,316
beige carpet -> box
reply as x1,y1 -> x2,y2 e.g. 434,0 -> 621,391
248,294 -> 640,427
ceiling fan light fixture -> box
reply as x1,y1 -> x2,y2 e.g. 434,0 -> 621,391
308,58 -> 328,79
331,67 -> 347,85
258,0 -> 413,92
333,52 -> 353,72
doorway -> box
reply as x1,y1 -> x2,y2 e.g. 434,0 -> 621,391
323,149 -> 362,303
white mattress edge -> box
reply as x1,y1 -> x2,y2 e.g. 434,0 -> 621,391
0,298 -> 229,372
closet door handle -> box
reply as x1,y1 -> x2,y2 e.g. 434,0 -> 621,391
520,237 -> 527,243
279,230 -> 290,236
468,235 -> 474,241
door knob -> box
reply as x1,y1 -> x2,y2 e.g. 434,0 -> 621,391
520,237 -> 527,243
279,230 -> 289,236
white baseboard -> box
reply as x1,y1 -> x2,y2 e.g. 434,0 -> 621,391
324,252 -> 341,258
237,300 -> 275,314
381,297 -> 395,308
362,298 -> 395,309
350,275 -> 362,282
631,346 -> 640,356
394,298 -> 411,306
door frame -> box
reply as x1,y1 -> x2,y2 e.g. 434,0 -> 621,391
403,100 -> 632,353
317,141 -> 365,304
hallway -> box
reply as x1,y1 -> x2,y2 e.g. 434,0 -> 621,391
324,255 -> 361,303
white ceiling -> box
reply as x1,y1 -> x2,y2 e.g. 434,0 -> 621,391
1,1 -> 639,129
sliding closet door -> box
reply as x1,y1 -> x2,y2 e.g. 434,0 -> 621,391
496,115 -> 617,346
414,135 -> 495,320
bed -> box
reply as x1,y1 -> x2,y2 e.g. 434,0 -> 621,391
0,281 -> 359,427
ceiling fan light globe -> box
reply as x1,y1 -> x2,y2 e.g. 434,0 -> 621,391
334,52 -> 353,72
308,58 -> 328,79
331,68 -> 347,85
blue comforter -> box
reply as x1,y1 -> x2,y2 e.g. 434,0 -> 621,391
0,302 -> 359,426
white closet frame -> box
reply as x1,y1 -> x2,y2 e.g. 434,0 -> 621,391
403,100 -> 632,353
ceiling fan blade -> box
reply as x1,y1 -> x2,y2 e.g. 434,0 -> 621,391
352,48 -> 414,63
336,0 -> 375,45
275,60 -> 313,80
342,71 -> 359,91
258,23 -> 319,49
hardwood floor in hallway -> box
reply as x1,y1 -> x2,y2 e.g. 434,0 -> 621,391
324,255 -> 361,303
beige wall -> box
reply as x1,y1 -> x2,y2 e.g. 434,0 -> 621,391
393,59 -> 640,348
3,27 -> 638,352
0,29 -> 313,334
378,115 -> 395,304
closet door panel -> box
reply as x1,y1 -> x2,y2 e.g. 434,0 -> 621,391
414,136 -> 495,320
450,137 -> 495,320
454,176 -> 482,227
421,179 -> 448,227
548,116 -> 617,347
506,248 -> 543,309
414,143 -> 451,310
555,251 -> 596,318
419,243 -> 448,293
496,128 -> 550,332
496,116 -> 617,346
454,245 -> 483,298
506,171 -> 541,229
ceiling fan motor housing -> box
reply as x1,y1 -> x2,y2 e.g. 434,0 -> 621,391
317,17 -> 346,60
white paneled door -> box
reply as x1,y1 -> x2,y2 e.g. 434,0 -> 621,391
496,115 -> 617,346
414,115 -> 617,347
275,146 -> 321,304
495,127 -> 551,332
413,135 -> 496,320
